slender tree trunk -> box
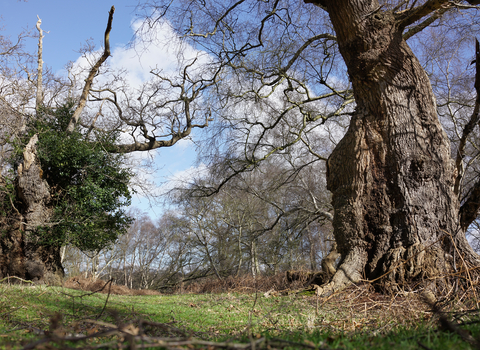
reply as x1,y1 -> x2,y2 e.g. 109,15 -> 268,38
123,256 -> 127,287
318,0 -> 480,294
205,242 -> 221,280
196,228 -> 221,279
287,229 -> 294,270
250,242 -> 256,277
254,244 -> 260,276
250,239 -> 260,277
60,246 -> 67,265
91,253 -> 100,280
236,228 -> 243,276
129,249 -> 136,289
307,226 -> 317,271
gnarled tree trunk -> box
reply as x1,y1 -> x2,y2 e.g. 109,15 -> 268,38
314,0 -> 480,294
0,135 -> 64,284
0,8 -> 116,285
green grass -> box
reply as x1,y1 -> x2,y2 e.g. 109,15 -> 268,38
0,283 -> 479,349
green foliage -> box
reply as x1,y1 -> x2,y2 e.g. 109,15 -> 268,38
26,102 -> 133,251
0,173 -> 15,216
0,172 -> 16,235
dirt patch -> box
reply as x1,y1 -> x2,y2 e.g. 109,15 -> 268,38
64,276 -> 161,296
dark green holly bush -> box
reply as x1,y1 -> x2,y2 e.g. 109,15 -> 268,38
25,102 -> 133,251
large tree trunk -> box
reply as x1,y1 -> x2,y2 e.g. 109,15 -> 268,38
320,0 -> 480,294
0,135 -> 64,285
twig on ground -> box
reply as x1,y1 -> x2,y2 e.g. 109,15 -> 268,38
95,279 -> 113,319
0,276 -> 34,284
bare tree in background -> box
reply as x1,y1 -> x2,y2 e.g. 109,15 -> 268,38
170,153 -> 333,279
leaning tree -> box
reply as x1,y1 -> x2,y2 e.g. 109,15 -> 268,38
0,6 -> 216,284
137,0 -> 480,293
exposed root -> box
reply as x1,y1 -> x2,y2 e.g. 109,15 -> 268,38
316,236 -> 480,298
317,247 -> 367,296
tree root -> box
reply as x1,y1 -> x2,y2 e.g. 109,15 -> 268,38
316,247 -> 367,296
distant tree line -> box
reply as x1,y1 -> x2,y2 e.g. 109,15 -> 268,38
62,154 -> 334,290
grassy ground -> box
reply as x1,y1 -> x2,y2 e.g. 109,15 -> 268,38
1,282 -> 479,349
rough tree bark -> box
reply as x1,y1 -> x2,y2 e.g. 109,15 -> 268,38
0,17 -> 64,284
306,0 -> 480,294
0,8 -> 116,285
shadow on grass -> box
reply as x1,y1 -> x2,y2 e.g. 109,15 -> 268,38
2,283 -> 480,350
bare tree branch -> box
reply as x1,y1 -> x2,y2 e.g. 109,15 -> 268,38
397,0 -> 450,29
458,39 -> 480,230
303,0 -> 328,10
35,16 -> 44,110
403,5 -> 449,40
66,6 -> 115,133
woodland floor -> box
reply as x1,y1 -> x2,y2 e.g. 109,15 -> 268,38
1,276 -> 480,349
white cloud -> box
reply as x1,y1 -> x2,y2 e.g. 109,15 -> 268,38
71,17 -> 210,83
164,163 -> 208,191
66,17 -> 213,216
67,15 -> 349,218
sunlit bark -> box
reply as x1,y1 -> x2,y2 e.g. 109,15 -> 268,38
308,0 -> 480,294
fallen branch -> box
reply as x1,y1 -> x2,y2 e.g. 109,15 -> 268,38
0,276 -> 34,284
21,315 -> 335,350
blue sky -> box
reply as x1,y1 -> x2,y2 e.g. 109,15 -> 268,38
1,1 -> 136,71
1,0 -> 199,218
